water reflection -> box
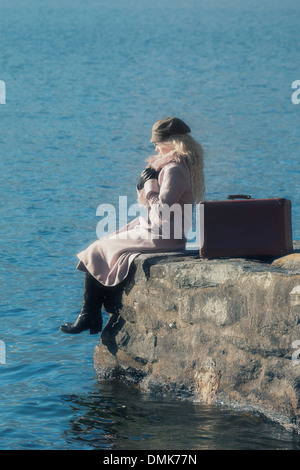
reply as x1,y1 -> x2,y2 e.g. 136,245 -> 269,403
62,379 -> 300,450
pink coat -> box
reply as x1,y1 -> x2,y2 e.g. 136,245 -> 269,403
76,157 -> 194,286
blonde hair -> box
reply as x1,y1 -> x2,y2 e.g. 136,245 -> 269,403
159,133 -> 205,203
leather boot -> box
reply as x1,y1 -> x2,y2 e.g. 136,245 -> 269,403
59,273 -> 103,335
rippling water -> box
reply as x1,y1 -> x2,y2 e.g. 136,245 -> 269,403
1,0 -> 300,450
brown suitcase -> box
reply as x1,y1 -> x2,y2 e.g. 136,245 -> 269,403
199,195 -> 293,258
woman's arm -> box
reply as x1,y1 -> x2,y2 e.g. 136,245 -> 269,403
143,163 -> 187,207
141,163 -> 189,240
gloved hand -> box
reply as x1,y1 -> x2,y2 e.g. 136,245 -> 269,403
136,167 -> 160,191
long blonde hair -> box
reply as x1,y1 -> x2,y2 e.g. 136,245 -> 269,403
147,133 -> 205,204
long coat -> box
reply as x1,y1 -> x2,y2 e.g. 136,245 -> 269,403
76,158 -> 194,286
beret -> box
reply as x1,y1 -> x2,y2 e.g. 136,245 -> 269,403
150,117 -> 191,143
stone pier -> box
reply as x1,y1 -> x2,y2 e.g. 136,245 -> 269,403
94,242 -> 300,432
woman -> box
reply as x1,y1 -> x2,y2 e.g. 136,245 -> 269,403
59,117 -> 205,335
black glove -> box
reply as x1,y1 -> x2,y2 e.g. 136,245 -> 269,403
136,167 -> 160,191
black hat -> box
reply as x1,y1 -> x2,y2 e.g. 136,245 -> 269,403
150,117 -> 191,143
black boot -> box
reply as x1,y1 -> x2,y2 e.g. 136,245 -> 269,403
59,273 -> 103,335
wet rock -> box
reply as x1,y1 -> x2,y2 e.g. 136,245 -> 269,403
94,242 -> 300,432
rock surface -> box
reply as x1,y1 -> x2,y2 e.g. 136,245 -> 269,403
94,241 -> 300,432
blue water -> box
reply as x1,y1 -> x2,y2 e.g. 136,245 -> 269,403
1,0 -> 300,450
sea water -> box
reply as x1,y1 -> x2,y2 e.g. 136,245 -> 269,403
1,0 -> 300,450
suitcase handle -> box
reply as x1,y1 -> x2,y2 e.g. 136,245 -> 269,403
227,194 -> 252,200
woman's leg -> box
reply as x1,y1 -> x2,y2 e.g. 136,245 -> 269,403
59,272 -> 104,335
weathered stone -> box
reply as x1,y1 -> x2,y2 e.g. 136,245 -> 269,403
94,242 -> 300,432
272,253 -> 300,270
